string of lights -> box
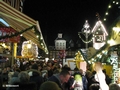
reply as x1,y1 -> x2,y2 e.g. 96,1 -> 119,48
103,0 -> 120,22
78,33 -> 93,44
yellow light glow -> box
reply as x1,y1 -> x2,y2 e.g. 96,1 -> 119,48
97,54 -> 100,57
108,5 -> 111,8
41,37 -> 43,40
20,34 -> 23,36
104,18 -> 106,21
107,39 -> 115,46
102,50 -> 105,53
46,52 -> 49,54
113,27 -> 120,31
113,1 -> 115,3
27,44 -> 31,48
105,12 -> 108,15
116,2 -> 119,5
36,35 -> 39,38
2,43 -> 6,47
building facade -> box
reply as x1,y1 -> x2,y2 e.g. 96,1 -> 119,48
55,33 -> 66,50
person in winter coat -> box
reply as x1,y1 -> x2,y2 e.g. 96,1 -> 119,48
27,63 -> 44,90
48,70 -> 70,90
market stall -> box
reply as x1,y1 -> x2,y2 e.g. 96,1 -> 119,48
89,16 -> 120,82
0,0 -> 48,66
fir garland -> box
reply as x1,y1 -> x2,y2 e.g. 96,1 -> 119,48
0,25 -> 36,40
78,32 -> 93,43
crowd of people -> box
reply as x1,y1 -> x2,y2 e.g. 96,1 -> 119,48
0,59 -> 120,90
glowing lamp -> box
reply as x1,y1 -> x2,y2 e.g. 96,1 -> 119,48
21,40 -> 38,58
27,43 -> 31,49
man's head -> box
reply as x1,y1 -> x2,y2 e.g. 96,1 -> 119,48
62,66 -> 72,74
89,84 -> 100,90
109,83 -> 120,90
59,70 -> 70,83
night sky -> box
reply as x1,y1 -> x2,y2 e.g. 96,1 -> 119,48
23,0 -> 110,47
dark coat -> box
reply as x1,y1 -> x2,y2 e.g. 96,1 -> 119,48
27,69 -> 44,90
48,74 -> 63,90
64,76 -> 74,90
47,69 -> 53,78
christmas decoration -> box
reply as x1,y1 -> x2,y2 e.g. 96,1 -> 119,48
92,20 -> 108,50
0,25 -> 36,41
78,20 -> 93,44
21,40 -> 38,58
0,27 -> 20,43
74,51 -> 87,71
75,51 -> 84,61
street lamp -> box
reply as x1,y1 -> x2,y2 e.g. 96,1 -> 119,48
78,20 -> 92,60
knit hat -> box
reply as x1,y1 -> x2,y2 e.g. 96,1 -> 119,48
39,81 -> 61,90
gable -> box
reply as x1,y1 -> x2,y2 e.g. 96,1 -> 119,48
92,20 -> 108,36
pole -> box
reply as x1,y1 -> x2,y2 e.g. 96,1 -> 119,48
78,20 -> 92,61
86,30 -> 88,60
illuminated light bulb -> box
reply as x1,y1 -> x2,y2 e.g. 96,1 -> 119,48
108,5 -> 111,8
46,52 -> 49,54
104,18 -> 106,21
97,54 -> 100,57
41,37 -> 43,39
116,2 -> 119,5
88,61 -> 91,64
36,35 -> 39,38
92,58 -> 94,61
105,12 -> 108,15
113,1 -> 115,3
102,50 -> 105,53
20,34 -> 23,36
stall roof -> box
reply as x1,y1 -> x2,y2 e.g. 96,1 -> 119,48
0,0 -> 48,54
89,16 -> 120,64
